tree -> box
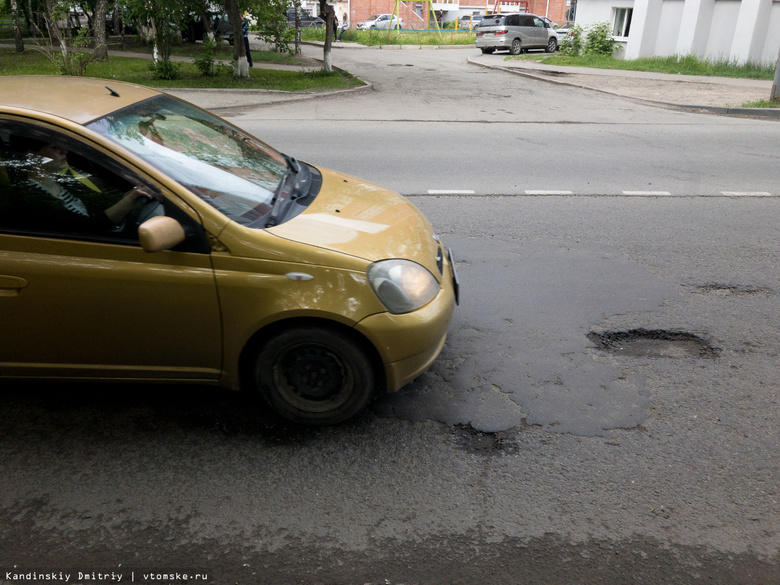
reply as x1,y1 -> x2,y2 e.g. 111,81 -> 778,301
122,0 -> 199,77
92,0 -> 108,59
248,0 -> 293,55
292,0 -> 301,54
9,0 -> 25,52
317,0 -> 333,73
224,0 -> 248,78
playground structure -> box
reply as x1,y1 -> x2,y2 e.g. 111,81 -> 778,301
385,0 -> 532,33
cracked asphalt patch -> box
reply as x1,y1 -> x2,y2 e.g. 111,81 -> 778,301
372,236 -> 677,437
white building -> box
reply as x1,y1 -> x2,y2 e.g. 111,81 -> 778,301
573,0 -> 780,64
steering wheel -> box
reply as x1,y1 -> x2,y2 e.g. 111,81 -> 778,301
134,197 -> 165,226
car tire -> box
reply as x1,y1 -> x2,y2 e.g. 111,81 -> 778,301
254,325 -> 376,425
546,37 -> 558,53
510,38 -> 523,55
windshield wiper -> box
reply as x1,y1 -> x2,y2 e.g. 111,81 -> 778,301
265,155 -> 301,228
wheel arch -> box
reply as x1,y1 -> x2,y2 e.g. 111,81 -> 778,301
237,316 -> 387,397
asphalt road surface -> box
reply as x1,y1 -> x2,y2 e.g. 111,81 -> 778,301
1,47 -> 778,585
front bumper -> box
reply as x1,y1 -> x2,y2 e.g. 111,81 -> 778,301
355,249 -> 458,392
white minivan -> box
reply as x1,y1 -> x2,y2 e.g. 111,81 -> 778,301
475,13 -> 558,54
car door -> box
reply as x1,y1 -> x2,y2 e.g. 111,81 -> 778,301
0,119 -> 222,381
529,15 -> 549,47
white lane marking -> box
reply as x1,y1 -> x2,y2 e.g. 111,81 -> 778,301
623,191 -> 672,196
720,191 -> 773,197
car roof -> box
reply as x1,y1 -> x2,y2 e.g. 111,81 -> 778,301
0,76 -> 162,125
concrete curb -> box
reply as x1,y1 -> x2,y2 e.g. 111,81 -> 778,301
302,40 -> 474,50
467,57 -> 780,120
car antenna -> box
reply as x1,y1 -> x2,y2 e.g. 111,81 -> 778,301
105,86 -> 120,97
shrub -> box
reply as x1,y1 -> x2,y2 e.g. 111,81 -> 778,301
149,58 -> 179,80
559,22 -> 618,57
194,35 -> 222,76
585,21 -> 619,56
559,24 -> 583,56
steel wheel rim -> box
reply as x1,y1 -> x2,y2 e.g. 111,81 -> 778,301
273,342 -> 354,412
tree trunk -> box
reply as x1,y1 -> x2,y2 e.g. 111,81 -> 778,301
150,18 -> 159,64
318,0 -> 333,73
45,0 -> 66,53
94,0 -> 108,60
225,0 -> 249,79
10,0 -> 24,52
293,0 -> 301,54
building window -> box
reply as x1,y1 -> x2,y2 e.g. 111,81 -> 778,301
613,8 -> 632,37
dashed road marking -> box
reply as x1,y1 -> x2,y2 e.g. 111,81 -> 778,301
419,190 -> 776,197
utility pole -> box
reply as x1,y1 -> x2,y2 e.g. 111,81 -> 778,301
772,44 -> 780,102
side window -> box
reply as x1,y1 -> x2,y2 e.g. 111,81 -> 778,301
0,121 -> 161,244
506,15 -> 519,26
532,17 -> 544,28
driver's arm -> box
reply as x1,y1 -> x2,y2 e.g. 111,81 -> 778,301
103,186 -> 153,224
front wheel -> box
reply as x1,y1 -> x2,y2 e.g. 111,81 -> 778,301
254,326 -> 376,425
546,37 -> 558,53
510,38 -> 522,55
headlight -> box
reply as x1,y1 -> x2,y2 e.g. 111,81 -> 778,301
368,259 -> 440,314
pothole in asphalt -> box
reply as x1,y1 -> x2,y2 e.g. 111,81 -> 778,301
588,329 -> 720,359
452,424 -> 520,456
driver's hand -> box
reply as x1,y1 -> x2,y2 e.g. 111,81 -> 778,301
126,186 -> 154,201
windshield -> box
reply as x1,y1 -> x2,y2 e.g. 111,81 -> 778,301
87,95 -> 294,227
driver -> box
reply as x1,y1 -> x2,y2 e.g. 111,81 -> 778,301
19,140 -> 153,232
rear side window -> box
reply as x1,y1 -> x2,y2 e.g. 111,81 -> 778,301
479,15 -> 505,26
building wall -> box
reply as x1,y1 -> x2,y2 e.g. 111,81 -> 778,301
342,0 -> 570,29
653,0 -> 684,55
349,0 -> 424,27
574,0 -> 780,63
706,0 -> 741,58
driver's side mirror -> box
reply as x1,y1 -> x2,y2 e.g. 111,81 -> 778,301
138,216 -> 186,253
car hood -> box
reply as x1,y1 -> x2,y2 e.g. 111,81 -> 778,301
267,167 -> 442,277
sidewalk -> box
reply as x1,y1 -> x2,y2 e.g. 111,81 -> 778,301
299,41 -> 778,119
467,53 -> 779,119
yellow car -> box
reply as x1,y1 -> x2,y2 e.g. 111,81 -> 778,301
0,76 -> 458,425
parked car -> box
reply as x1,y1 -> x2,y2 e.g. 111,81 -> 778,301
105,10 -> 138,35
553,21 -> 574,43
458,13 -> 484,29
356,14 -> 403,30
285,7 -> 325,27
0,77 -> 458,426
475,12 -> 558,54
183,12 -> 233,43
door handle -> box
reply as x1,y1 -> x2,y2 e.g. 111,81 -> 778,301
0,275 -> 28,296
